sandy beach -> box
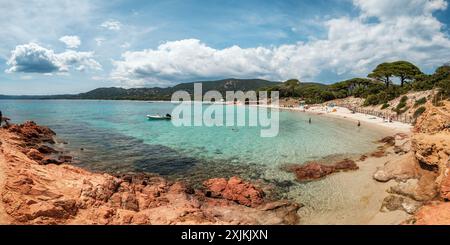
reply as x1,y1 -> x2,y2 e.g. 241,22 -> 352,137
295,150 -> 411,225
252,104 -> 413,133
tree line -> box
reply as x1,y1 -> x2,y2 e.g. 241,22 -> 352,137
260,61 -> 450,106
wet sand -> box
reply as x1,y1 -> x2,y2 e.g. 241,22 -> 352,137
294,152 -> 411,224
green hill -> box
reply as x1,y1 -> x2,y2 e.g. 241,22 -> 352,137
0,78 -> 280,101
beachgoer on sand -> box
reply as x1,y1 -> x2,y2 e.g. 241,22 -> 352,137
357,120 -> 361,127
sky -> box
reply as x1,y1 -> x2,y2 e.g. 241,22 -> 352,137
0,0 -> 450,95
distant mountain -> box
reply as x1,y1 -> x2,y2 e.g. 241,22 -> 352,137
0,78 -> 281,101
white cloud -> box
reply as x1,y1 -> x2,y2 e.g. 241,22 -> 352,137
120,42 -> 131,48
6,42 -> 102,74
95,37 -> 106,46
100,20 -> 122,31
59,35 -> 81,48
0,1 -> 93,58
353,0 -> 447,20
111,0 -> 450,87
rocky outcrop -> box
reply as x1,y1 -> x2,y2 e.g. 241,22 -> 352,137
412,101 -> 450,201
371,131 -> 441,222
5,121 -> 68,166
404,100 -> 450,224
0,122 -> 301,225
414,101 -> 450,134
373,152 -> 419,182
8,121 -> 55,144
411,202 -> 450,225
286,159 -> 358,182
203,177 -> 264,207
365,100 -> 450,224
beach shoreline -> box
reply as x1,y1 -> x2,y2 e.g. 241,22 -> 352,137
250,104 -> 413,134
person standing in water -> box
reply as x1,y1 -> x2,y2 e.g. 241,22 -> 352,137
309,118 -> 312,124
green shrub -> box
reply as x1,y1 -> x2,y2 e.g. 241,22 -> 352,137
363,94 -> 380,106
395,96 -> 408,111
395,106 -> 409,115
396,101 -> 406,110
400,96 -> 408,103
414,97 -> 427,107
414,106 -> 426,118
381,103 -> 389,109
438,79 -> 450,99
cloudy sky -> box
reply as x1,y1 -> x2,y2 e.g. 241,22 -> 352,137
1,0 -> 450,95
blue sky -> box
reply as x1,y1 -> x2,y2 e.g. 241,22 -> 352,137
0,0 -> 449,95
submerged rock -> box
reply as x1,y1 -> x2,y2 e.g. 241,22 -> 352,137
379,136 -> 396,146
286,159 -> 358,182
370,150 -> 386,158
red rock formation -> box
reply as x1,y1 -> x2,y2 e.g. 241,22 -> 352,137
203,177 -> 264,207
413,202 -> 450,225
409,101 -> 450,224
0,122 -> 301,225
8,121 -> 55,144
286,159 -> 358,182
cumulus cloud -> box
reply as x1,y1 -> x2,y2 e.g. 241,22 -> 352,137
59,35 -> 81,48
353,0 -> 448,20
100,20 -> 121,31
6,42 -> 102,74
111,0 -> 450,87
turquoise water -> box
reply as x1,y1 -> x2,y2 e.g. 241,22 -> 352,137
0,100 -> 386,180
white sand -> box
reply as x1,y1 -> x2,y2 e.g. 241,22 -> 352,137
293,153 -> 411,225
252,104 -> 413,133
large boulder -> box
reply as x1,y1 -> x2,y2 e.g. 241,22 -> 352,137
203,177 -> 264,207
373,152 -> 419,182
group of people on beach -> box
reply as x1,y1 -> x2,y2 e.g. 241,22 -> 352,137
382,116 -> 393,123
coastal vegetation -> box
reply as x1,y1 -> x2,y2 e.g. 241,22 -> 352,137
261,61 -> 449,106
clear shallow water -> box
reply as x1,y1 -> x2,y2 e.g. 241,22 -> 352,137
0,100 -> 387,180
1,99 -> 394,223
